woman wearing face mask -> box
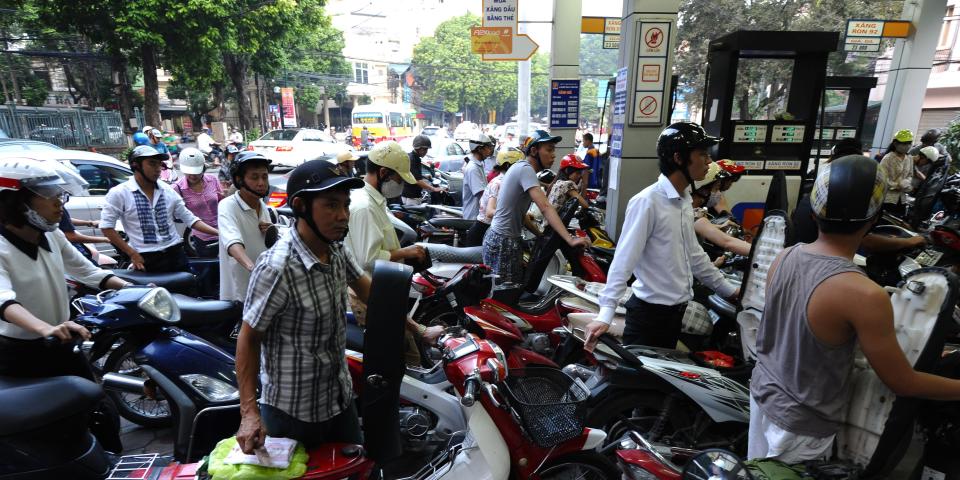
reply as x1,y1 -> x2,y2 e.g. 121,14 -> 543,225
691,163 -> 751,258
879,129 -> 916,217
173,148 -> 223,257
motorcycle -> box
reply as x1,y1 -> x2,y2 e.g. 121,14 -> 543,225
622,275 -> 959,479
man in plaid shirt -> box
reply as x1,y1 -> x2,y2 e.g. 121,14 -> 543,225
235,159 -> 371,452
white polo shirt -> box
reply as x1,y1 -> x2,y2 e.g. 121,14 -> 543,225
100,178 -> 199,253
0,228 -> 113,339
218,192 -> 271,302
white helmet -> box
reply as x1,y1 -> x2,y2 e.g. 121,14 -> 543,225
178,147 -> 206,175
0,157 -> 89,198
469,133 -> 494,153
141,125 -> 153,134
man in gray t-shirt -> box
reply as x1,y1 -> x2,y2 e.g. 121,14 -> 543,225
482,130 -> 591,284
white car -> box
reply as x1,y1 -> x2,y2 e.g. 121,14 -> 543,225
0,148 -> 133,258
453,122 -> 480,142
420,126 -> 448,138
248,128 -> 353,170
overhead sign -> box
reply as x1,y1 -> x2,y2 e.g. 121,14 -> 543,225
844,37 -> 881,52
847,20 -> 884,37
582,17 -> 622,49
479,0 -> 538,61
471,27 -> 512,54
632,19 -> 672,125
549,79 -> 580,129
844,18 -> 912,52
281,87 -> 297,128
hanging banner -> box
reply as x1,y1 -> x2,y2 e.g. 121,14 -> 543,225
281,87 -> 297,128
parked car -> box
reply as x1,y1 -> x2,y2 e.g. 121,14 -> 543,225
453,121 -> 480,141
0,138 -> 64,152
28,126 -> 77,146
247,128 -> 353,171
420,125 -> 448,138
0,149 -> 133,257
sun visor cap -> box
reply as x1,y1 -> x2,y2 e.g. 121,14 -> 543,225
287,159 -> 364,201
368,141 -> 416,184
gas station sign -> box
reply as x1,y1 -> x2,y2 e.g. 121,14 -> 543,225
732,124 -> 768,143
843,19 -> 912,52
771,125 -> 805,144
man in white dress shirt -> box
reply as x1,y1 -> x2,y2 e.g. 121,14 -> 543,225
583,122 -> 738,351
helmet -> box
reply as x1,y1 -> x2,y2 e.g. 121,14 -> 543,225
0,157 -> 89,198
226,144 -> 240,155
468,133 -> 494,153
368,141 -> 416,184
149,128 -> 162,138
287,159 -> 364,209
132,132 -> 150,146
920,146 -> 940,162
810,154 -> 886,222
716,159 -> 745,176
921,129 -> 941,145
559,153 -> 589,171
522,130 -> 562,155
698,162 -> 730,188
412,135 -> 432,150
334,150 -> 360,164
656,122 -> 720,161
141,126 -> 153,134
128,145 -> 166,163
178,148 -> 206,175
893,129 -> 914,143
496,147 -> 524,166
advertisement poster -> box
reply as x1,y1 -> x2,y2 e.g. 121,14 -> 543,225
281,87 -> 297,128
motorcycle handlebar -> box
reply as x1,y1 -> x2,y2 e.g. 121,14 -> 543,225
461,376 -> 480,407
597,334 -> 644,369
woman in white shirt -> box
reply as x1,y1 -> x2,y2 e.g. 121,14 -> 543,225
879,129 -> 915,217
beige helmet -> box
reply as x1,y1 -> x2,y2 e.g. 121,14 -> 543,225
334,150 -> 360,164
368,141 -> 416,184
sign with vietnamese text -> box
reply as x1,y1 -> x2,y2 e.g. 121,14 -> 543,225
733,124 -> 768,143
550,79 -> 580,129
608,68 -> 628,190
480,0 -> 538,61
281,88 -> 297,128
770,125 -> 805,144
847,20 -> 884,37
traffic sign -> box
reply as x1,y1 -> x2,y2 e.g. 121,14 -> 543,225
479,0 -> 539,61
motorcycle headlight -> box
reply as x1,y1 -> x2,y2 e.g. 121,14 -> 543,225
180,374 -> 240,402
138,288 -> 180,323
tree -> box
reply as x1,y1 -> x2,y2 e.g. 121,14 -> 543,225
674,0 -> 901,121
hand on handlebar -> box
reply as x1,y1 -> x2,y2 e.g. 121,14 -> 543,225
421,325 -> 445,344
568,235 -> 592,249
583,320 -> 610,353
42,321 -> 90,343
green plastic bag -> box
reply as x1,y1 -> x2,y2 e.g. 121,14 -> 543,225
744,458 -> 807,480
206,437 -> 309,480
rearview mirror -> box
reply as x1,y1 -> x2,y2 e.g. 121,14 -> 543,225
682,449 -> 753,480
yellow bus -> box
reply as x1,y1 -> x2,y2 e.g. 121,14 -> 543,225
351,104 -> 414,146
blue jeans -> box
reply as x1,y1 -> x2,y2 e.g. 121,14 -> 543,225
259,402 -> 362,448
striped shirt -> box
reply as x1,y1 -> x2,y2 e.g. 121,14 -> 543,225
100,178 -> 199,253
242,227 -> 363,423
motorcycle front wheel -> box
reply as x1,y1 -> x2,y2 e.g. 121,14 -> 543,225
538,451 -> 620,480
103,342 -> 173,427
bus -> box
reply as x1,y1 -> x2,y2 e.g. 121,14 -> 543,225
351,104 -> 415,146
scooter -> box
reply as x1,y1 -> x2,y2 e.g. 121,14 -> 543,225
613,267 -> 960,480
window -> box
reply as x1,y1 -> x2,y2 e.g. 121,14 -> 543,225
260,129 -> 300,141
389,112 -> 404,127
353,113 -> 384,125
939,6 -> 956,50
354,62 -> 369,84
74,163 -> 132,196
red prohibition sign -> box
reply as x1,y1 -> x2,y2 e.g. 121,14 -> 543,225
645,28 -> 664,49
639,96 -> 658,115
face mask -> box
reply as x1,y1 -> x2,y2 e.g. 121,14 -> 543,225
25,205 -> 59,232
706,191 -> 723,208
381,179 -> 403,199
895,144 -> 910,154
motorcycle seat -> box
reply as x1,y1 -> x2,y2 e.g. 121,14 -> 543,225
428,217 -> 475,231
397,205 -> 430,215
590,245 -> 615,257
419,243 -> 484,264
111,270 -> 198,295
0,375 -> 103,436
513,288 -> 564,316
173,294 -> 242,327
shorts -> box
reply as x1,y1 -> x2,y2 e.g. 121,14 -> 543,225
482,230 -> 523,285
748,396 -> 834,464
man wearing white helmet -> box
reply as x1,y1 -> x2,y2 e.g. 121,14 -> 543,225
173,147 -> 224,257
462,133 -> 493,221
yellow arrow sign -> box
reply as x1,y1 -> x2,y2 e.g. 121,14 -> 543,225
479,0 -> 539,61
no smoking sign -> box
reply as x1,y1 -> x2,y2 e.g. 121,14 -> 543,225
633,92 -> 663,123
638,22 -> 669,56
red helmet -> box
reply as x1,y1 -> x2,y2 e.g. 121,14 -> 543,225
716,159 -> 745,176
560,153 -> 589,170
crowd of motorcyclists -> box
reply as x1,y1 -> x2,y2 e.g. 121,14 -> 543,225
3,118 -> 960,478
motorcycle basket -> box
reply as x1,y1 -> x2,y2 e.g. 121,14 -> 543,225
499,366 -> 589,448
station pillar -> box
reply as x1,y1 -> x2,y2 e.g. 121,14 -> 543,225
550,0 -> 582,157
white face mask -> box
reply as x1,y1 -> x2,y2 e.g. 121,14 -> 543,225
381,179 -> 403,199
706,191 -> 723,208
25,206 -> 59,232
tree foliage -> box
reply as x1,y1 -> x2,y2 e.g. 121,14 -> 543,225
675,0 -> 902,121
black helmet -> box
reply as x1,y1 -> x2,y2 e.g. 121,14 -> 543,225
810,154 -> 886,222
522,129 -> 562,156
287,159 -> 364,213
537,169 -> 556,184
921,129 -> 941,145
656,122 -> 720,173
230,151 -> 272,190
412,135 -> 432,150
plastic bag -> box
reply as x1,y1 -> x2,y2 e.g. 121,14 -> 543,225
206,437 -> 308,480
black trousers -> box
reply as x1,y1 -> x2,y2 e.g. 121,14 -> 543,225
141,243 -> 190,273
464,221 -> 489,247
622,295 -> 686,349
